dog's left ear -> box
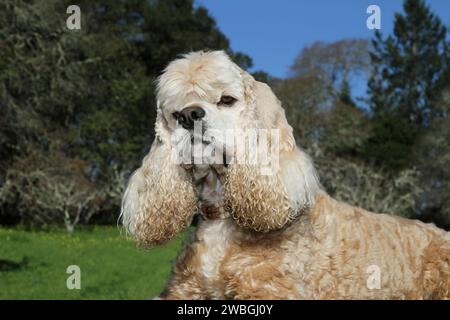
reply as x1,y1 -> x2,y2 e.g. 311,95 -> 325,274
225,73 -> 321,232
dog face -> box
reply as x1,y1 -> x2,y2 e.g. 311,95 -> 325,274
156,51 -> 250,139
121,51 -> 321,247
155,51 -> 299,166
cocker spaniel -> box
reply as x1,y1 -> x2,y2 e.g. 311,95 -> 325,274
121,51 -> 450,299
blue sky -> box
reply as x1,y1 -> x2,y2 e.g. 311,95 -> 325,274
197,0 -> 450,79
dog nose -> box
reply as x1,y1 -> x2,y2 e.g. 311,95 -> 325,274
175,106 -> 205,129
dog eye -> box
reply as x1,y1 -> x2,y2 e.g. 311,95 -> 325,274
218,95 -> 237,106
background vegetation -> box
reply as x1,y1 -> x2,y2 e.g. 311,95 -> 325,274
0,0 -> 449,299
0,226 -> 184,299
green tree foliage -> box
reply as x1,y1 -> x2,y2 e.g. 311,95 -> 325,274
366,0 -> 449,170
414,89 -> 450,229
0,0 -> 251,227
0,0 -> 151,171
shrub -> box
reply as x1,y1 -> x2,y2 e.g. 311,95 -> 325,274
0,153 -> 101,232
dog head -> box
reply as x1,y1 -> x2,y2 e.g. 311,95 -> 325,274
121,51 -> 321,246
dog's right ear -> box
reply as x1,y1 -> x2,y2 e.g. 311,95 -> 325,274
120,110 -> 197,248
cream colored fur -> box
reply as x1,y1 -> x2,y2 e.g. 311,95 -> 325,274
121,51 -> 450,299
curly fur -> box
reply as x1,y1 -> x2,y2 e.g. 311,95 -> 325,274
224,164 -> 297,232
120,116 -> 197,247
121,50 -> 450,299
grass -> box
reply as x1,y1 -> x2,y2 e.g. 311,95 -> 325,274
0,226 -> 187,299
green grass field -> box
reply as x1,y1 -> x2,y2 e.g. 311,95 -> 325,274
0,226 -> 187,299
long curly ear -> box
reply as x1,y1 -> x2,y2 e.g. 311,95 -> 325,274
224,78 -> 321,232
252,80 -> 296,152
120,111 -> 197,247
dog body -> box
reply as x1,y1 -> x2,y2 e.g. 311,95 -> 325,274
161,193 -> 449,299
121,51 -> 450,299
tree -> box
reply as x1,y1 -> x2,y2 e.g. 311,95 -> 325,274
274,75 -> 327,146
366,0 -> 449,170
280,37 -> 421,220
338,79 -> 356,107
286,40 -> 372,159
139,0 -> 251,75
414,89 -> 450,229
0,152 -> 101,231
0,0 -> 151,173
0,0 -> 252,228
291,39 -> 369,98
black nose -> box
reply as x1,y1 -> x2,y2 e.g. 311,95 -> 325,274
174,106 -> 205,129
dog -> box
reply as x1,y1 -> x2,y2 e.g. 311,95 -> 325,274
121,50 -> 450,299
